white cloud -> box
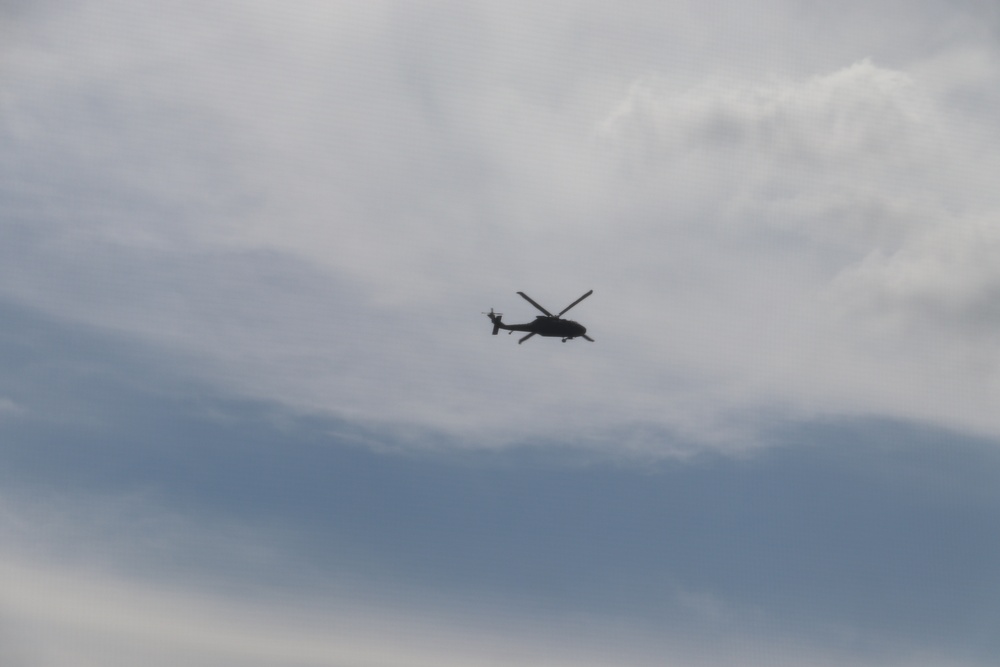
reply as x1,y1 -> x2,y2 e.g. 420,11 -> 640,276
3,1 -> 1000,453
592,57 -> 1000,439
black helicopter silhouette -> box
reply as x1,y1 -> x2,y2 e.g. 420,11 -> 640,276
486,290 -> 594,344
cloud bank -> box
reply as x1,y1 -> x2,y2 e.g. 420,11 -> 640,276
4,2 -> 1000,453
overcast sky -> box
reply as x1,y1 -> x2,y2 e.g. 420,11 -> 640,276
3,1 -> 1000,665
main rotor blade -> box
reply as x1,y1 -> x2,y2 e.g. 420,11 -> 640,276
518,332 -> 537,344
557,290 -> 593,317
516,292 -> 553,317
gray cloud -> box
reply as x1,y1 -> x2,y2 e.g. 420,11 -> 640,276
1,294 -> 999,665
3,375 -> 999,666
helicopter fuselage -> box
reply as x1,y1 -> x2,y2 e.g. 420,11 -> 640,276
497,315 -> 587,339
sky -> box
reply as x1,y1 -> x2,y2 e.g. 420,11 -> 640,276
2,1 -> 1000,664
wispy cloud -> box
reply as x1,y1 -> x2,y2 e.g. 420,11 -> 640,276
0,549 -> 987,667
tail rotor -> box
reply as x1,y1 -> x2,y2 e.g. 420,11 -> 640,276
484,309 -> 503,335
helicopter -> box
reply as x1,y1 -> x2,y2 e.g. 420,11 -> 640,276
485,290 -> 594,344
